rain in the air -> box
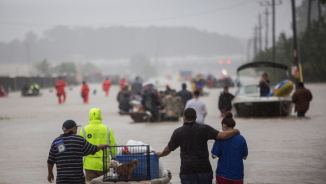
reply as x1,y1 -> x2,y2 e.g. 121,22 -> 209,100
0,0 -> 325,184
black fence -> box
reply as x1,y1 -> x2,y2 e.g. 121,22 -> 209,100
0,76 -> 77,92
103,145 -> 151,182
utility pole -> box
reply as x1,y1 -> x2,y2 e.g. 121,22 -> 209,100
155,41 -> 160,75
253,26 -> 258,57
272,0 -> 276,63
155,41 -> 159,63
307,0 -> 312,29
25,43 -> 30,76
264,7 -> 270,50
247,38 -> 252,62
318,1 -> 322,20
291,0 -> 300,87
260,0 -> 282,62
258,13 -> 262,52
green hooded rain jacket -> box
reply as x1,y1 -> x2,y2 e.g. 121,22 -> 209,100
78,108 -> 117,171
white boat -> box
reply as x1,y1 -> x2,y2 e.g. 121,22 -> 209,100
233,62 -> 293,117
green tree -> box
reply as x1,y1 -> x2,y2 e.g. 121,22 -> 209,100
54,62 -> 77,76
300,17 -> 326,81
296,0 -> 326,33
78,62 -> 100,75
320,0 -> 326,5
35,59 -> 53,76
253,17 -> 326,82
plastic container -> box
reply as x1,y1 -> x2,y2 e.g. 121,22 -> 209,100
115,153 -> 159,180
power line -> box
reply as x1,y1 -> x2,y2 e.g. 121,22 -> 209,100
260,0 -> 282,63
0,0 -> 257,28
253,25 -> 258,56
258,13 -> 262,52
264,7 -> 270,50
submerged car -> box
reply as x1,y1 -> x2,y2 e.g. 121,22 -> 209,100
215,77 -> 235,88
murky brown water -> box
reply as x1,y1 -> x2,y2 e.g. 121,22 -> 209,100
0,82 -> 325,184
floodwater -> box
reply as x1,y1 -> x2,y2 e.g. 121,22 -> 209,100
0,80 -> 325,184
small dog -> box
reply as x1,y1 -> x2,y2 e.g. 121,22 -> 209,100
116,159 -> 139,179
109,159 -> 120,169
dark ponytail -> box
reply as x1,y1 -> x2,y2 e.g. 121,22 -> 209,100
221,112 -> 236,128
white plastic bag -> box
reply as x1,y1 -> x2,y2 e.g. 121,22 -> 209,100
158,161 -> 165,178
116,140 -> 155,155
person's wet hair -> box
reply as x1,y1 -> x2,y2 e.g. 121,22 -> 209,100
184,108 -> 196,121
222,112 -> 236,128
298,82 -> 304,87
182,83 -> 187,89
194,90 -> 200,96
224,86 -> 229,89
263,73 -> 268,77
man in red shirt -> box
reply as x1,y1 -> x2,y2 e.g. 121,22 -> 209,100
0,85 -> 6,97
119,78 -> 129,89
55,77 -> 67,104
102,78 -> 111,97
81,81 -> 90,103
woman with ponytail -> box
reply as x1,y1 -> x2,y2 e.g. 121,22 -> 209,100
211,112 -> 248,184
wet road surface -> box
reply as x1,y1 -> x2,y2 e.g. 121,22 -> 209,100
0,82 -> 325,184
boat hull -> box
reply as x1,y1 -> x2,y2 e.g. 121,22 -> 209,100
234,98 -> 293,117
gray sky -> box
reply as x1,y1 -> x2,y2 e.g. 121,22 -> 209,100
0,0 -> 303,43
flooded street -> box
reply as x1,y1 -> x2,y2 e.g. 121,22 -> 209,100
0,82 -> 326,184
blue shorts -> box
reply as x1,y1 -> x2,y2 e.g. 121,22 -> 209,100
180,172 -> 213,184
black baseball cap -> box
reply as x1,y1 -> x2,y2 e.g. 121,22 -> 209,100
62,120 -> 81,131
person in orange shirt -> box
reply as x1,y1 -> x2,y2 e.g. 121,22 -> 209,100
55,77 -> 67,104
0,85 -> 6,97
81,81 -> 90,103
119,78 -> 129,89
102,78 -> 111,97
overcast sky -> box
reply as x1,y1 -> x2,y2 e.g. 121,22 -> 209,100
0,0 -> 303,43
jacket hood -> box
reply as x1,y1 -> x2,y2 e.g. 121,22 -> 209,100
89,108 -> 102,122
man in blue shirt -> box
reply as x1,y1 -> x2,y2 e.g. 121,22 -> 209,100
155,108 -> 240,184
258,73 -> 270,97
211,112 -> 248,184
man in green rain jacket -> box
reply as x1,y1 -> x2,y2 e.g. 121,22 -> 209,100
79,108 -> 117,181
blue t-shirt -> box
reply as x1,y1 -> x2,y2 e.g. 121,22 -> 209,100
211,134 -> 248,180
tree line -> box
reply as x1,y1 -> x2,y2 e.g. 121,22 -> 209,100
0,26 -> 243,63
34,60 -> 100,77
253,0 -> 326,82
